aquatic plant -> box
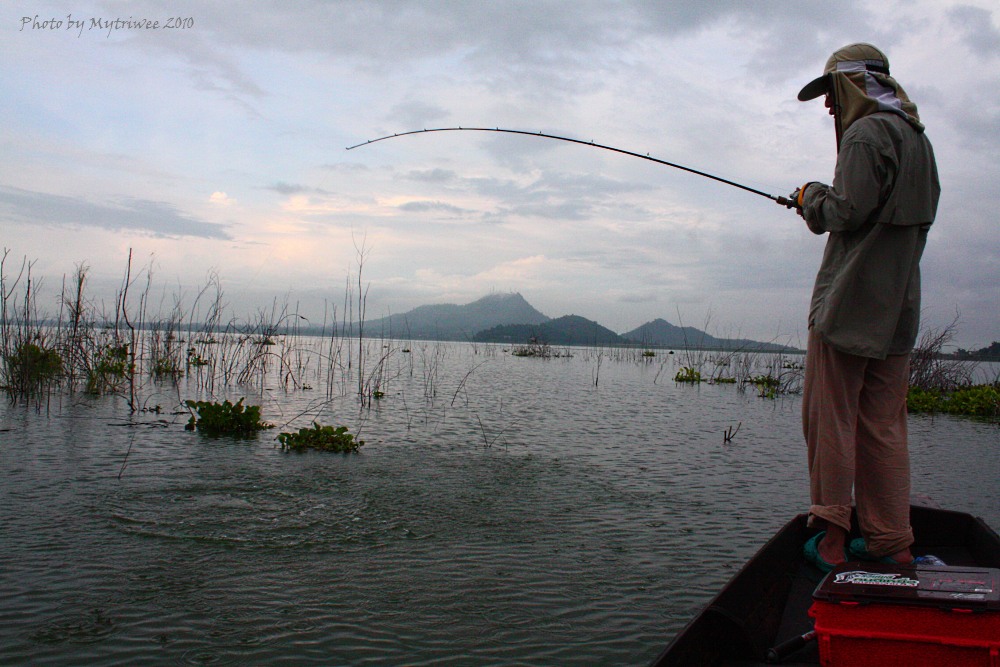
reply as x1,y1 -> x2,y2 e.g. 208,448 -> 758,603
511,340 -> 553,358
277,422 -> 364,453
85,343 -> 133,395
184,398 -> 273,437
674,366 -> 702,383
152,357 -> 183,378
749,374 -> 781,399
907,384 -> 1000,419
909,315 -> 978,392
3,341 -> 63,396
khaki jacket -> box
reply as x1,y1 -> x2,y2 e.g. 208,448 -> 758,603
801,112 -> 940,359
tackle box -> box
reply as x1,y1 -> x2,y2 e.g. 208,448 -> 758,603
809,562 -> 1000,666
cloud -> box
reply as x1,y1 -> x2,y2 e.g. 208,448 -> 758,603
402,168 -> 459,183
386,100 -> 450,129
397,200 -> 468,216
0,186 -> 230,239
948,5 -> 1000,57
2,0 -> 996,348
262,182 -> 334,196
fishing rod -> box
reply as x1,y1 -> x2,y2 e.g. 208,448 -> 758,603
346,127 -> 799,208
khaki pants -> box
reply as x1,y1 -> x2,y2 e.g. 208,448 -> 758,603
802,329 -> 914,557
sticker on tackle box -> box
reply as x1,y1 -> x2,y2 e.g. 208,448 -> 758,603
814,563 -> 1000,611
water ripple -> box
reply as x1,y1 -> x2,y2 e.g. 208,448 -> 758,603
1,345 -> 996,665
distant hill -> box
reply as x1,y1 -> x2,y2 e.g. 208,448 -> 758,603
621,318 -> 717,348
357,292 -> 549,341
621,318 -> 795,352
474,315 -> 623,346
334,292 -> 797,351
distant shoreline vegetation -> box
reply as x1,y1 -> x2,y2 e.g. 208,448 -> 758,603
13,314 -> 999,360
1,252 -> 996,419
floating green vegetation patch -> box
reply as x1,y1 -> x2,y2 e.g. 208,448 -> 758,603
277,422 -> 365,453
674,366 -> 702,383
750,374 -> 781,399
184,398 -> 273,437
907,385 -> 1000,419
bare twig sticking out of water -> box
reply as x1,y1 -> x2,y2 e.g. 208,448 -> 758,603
653,359 -> 670,385
119,248 -> 138,413
475,412 -> 518,449
420,342 -> 444,401
451,360 -> 489,407
354,234 -> 370,405
909,312 -> 977,391
723,422 -> 741,444
118,430 -> 136,480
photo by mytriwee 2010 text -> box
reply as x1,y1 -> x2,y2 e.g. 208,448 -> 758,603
19,14 -> 194,38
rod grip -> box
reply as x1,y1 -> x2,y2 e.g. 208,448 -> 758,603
766,630 -> 816,663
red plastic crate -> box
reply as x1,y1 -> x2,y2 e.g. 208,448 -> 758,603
809,563 -> 1000,667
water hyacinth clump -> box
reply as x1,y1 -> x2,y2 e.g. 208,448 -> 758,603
907,384 -> 1000,418
673,366 -> 702,383
277,422 -> 365,453
184,398 -> 273,438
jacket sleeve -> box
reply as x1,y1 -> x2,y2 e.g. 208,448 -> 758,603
801,138 -> 891,234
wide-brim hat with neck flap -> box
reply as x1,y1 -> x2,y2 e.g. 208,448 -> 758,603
798,43 -> 890,101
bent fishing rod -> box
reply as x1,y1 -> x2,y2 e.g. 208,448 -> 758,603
346,127 -> 799,209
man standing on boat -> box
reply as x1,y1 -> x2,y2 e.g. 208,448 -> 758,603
792,43 -> 940,571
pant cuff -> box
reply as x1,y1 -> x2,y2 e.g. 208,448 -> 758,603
808,504 -> 852,533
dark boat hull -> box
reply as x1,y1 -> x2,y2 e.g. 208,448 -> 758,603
651,506 -> 1000,666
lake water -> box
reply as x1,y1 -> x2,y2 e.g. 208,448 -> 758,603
1,340 -> 997,666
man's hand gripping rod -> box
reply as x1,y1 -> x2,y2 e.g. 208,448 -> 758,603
347,127 -> 801,209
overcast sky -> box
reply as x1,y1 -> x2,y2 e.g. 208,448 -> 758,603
2,1 -> 998,349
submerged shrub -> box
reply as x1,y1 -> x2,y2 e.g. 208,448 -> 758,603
277,422 -> 364,453
184,398 -> 273,437
4,342 -> 63,395
86,343 -> 133,395
152,357 -> 183,378
511,341 -> 552,358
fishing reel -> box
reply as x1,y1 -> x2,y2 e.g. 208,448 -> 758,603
775,194 -> 801,209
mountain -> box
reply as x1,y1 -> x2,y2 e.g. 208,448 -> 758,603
357,292 -> 549,341
474,315 -> 623,346
620,318 -> 718,348
336,293 -> 796,351
621,318 -> 795,352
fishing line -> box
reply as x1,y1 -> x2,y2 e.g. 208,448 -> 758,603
347,127 -> 798,208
